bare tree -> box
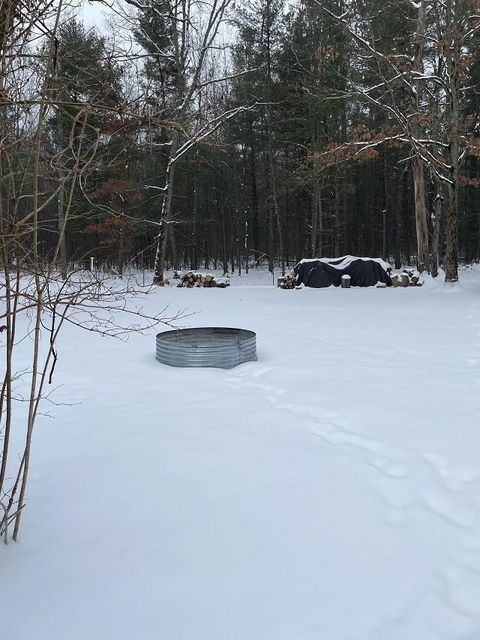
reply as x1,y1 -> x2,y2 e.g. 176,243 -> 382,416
116,0 -> 256,283
0,0 -> 183,542
313,0 -> 480,281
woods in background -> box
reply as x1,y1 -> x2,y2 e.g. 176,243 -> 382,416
3,0 -> 480,282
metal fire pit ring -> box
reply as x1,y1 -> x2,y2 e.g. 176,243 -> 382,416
156,327 -> 257,369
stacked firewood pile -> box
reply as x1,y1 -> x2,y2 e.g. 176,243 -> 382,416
174,271 -> 230,288
391,269 -> 424,287
277,272 -> 297,289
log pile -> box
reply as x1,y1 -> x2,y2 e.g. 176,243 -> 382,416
174,271 -> 230,288
277,272 -> 297,289
391,269 -> 424,287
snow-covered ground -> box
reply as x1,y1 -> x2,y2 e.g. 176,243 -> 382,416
3,269 -> 480,639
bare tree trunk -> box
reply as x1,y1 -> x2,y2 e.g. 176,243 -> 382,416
0,68 -> 14,498
431,176 -> 443,278
268,200 -> 274,272
12,0 -> 64,540
249,133 -> 259,253
222,216 -> 228,275
264,0 -> 283,274
153,131 -> 179,284
169,223 -> 178,270
191,148 -> 199,270
412,1 -> 429,273
334,169 -> 341,257
311,186 -> 318,256
444,0 -> 459,283
413,156 -> 428,271
57,113 -> 67,278
317,184 -> 324,257
269,147 -> 284,274
444,182 -> 458,282
244,220 -> 249,273
382,150 -> 388,260
311,182 -> 324,257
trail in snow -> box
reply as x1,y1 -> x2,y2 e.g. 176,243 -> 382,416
223,310 -> 480,633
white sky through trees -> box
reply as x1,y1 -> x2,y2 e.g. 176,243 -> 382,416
79,0 -> 112,28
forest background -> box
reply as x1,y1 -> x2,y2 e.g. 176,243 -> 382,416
3,0 -> 480,287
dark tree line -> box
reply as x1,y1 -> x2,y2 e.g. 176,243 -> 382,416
5,0 -> 480,282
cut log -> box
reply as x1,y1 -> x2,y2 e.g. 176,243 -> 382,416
278,272 -> 296,289
400,273 -> 410,287
175,271 -> 229,289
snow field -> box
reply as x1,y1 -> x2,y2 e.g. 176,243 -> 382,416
3,271 -> 480,639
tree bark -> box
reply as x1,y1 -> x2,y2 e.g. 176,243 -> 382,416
431,176 -> 443,278
444,0 -> 459,283
412,1 -> 429,273
413,156 -> 428,271
153,131 -> 179,284
57,111 -> 67,278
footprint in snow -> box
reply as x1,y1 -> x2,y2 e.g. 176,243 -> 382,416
420,490 -> 475,528
445,567 -> 480,617
235,363 -> 271,379
249,366 -> 273,379
323,429 -> 384,455
309,423 -> 337,439
367,455 -> 407,479
423,453 -> 479,493
375,477 -> 418,528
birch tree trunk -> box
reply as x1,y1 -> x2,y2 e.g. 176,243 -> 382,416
153,130 -> 179,284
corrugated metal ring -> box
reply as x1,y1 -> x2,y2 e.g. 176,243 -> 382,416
156,327 -> 257,369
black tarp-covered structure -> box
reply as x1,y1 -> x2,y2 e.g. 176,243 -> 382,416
294,256 -> 391,288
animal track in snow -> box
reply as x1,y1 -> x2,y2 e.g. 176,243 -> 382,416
445,566 -> 480,617
420,490 -> 475,529
367,456 -> 407,479
225,367 -> 411,485
376,479 -> 416,527
423,453 -> 479,493
249,365 -> 273,379
224,362 -> 480,540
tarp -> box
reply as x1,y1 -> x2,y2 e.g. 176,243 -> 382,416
294,256 -> 391,288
